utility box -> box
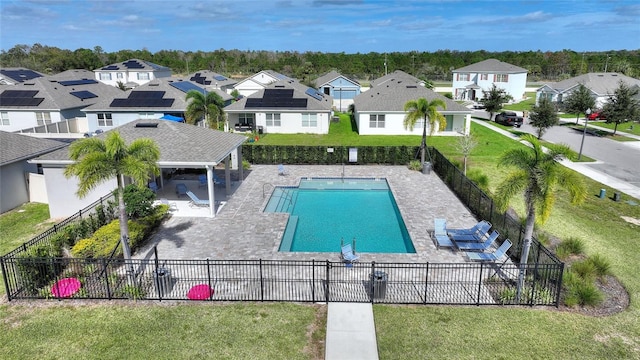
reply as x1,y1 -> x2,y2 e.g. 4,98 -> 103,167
370,271 -> 388,299
599,189 -> 606,199
154,267 -> 172,297
422,162 -> 432,175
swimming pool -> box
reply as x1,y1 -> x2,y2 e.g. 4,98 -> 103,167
265,178 -> 416,253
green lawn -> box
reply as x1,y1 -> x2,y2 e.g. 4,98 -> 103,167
2,117 -> 640,359
589,120 -> 640,136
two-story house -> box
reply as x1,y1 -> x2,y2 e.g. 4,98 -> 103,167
94,59 -> 172,88
452,59 -> 528,102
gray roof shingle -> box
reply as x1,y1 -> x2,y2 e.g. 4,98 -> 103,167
542,72 -> 640,96
33,119 -> 247,167
0,131 -> 67,166
453,59 -> 528,73
225,79 -> 333,112
370,70 -> 423,88
314,70 -> 359,87
96,59 -> 170,72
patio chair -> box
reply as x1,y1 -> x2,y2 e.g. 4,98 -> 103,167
278,164 -> 288,176
449,221 -> 492,242
186,191 -> 210,207
148,182 -> 159,193
175,183 -> 188,198
432,218 -> 454,249
213,173 -> 226,185
198,174 -> 207,188
465,239 -> 512,262
456,230 -> 499,251
341,243 -> 360,263
447,220 -> 491,236
160,198 -> 178,212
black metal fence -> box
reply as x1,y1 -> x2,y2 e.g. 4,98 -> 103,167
0,251 -> 562,305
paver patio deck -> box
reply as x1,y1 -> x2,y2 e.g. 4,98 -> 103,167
137,165 -> 479,264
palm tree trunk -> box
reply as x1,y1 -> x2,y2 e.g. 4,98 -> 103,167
117,174 -> 135,284
516,202 -> 536,302
420,115 -> 427,164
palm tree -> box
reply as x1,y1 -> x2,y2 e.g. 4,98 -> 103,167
403,98 -> 447,165
185,89 -> 225,130
64,131 -> 160,279
494,134 -> 586,300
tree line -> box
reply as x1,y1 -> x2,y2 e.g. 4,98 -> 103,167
1,44 -> 639,83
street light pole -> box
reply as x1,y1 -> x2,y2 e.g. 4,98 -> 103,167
578,108 -> 591,160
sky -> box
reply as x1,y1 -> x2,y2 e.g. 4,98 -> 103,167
1,0 -> 639,54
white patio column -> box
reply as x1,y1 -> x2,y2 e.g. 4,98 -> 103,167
237,147 -> 244,183
206,165 -> 215,218
224,155 -> 231,194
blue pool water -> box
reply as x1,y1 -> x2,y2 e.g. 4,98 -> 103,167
265,178 -> 415,253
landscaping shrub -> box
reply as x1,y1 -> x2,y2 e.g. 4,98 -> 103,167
122,184 -> 155,219
242,159 -> 251,170
71,220 -> 146,258
586,254 -> 611,277
15,243 -> 63,294
555,237 -> 585,259
570,260 -> 597,281
466,168 -> 490,192
564,279 -> 604,307
408,160 -> 422,171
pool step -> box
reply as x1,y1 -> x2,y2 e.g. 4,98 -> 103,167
278,215 -> 298,251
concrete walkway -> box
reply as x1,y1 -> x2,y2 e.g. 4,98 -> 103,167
325,303 -> 379,360
472,117 -> 640,200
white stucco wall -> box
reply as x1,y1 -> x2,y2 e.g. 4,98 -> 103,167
355,112 -> 469,136
0,110 -> 63,132
44,167 -> 117,219
85,112 -> 166,133
0,161 -> 30,214
229,111 -> 331,134
453,72 -> 528,101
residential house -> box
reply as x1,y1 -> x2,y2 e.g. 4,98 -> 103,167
536,72 -> 640,109
82,78 -> 232,133
353,78 -> 471,136
0,69 -> 123,133
30,119 -> 247,218
94,59 -> 172,88
225,79 -> 333,134
0,131 -> 66,214
314,70 -> 361,111
369,70 -> 426,88
188,70 -> 238,94
452,59 -> 528,101
0,68 -> 44,85
232,70 -> 290,97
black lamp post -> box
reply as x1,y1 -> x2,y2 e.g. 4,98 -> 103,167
578,108 -> 591,160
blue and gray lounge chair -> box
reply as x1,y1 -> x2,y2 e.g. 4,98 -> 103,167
278,164 -> 288,176
465,239 -> 512,261
447,220 -> 491,236
213,173 -> 226,185
432,218 -> 454,249
186,191 -> 210,207
148,182 -> 159,193
175,183 -> 188,197
341,243 -> 360,263
449,221 -> 492,242
198,174 -> 207,188
456,230 -> 499,251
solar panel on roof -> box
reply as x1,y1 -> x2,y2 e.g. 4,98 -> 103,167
110,98 -> 174,107
101,65 -> 119,70
169,81 -> 206,94
264,89 -> 294,98
0,69 -> 43,82
0,92 -> 44,106
123,60 -> 144,69
70,90 -> 98,100
128,91 -> 166,99
1,90 -> 39,98
58,79 -> 99,86
305,88 -> 324,101
213,75 -> 227,81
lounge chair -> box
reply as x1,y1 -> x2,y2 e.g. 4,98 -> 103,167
198,174 -> 207,188
175,183 -> 188,198
466,239 -> 512,262
278,164 -> 288,176
449,221 -> 492,242
186,191 -> 210,207
213,173 -> 226,185
341,243 -> 360,263
456,230 -> 499,251
148,182 -> 159,193
447,220 -> 491,236
432,218 -> 454,249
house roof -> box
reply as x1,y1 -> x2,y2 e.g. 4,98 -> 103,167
354,80 -> 470,113
225,79 -> 333,113
314,70 -> 360,87
0,70 -> 124,110
0,68 -> 45,85
541,72 -> 640,96
0,131 -> 67,166
188,70 -> 237,89
453,59 -> 528,73
233,70 -> 291,89
370,70 -> 424,88
83,77 -> 232,112
95,59 -> 171,72
32,119 -> 247,168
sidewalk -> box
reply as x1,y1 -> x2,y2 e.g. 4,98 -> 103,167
325,302 -> 379,360
472,118 -> 640,200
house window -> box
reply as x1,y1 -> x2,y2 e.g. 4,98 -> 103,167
301,113 -> 317,127
137,73 -> 150,80
266,113 -> 281,127
36,112 -> 51,126
0,112 -> 9,126
98,113 -> 113,126
239,113 -> 254,126
369,114 -> 385,128
116,73 -> 124,79
458,73 -> 470,81
414,119 -> 425,131
480,74 -> 488,80
495,74 -> 508,82
99,73 -> 112,81
139,113 -> 154,119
